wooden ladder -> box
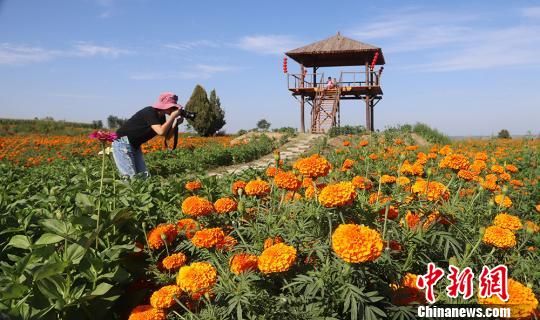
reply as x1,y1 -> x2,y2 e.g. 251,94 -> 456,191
311,86 -> 340,133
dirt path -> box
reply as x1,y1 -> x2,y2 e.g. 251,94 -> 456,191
207,133 -> 324,177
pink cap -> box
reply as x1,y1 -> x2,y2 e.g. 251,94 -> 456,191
152,92 -> 182,110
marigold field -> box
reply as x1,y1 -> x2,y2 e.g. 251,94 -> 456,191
0,130 -> 538,320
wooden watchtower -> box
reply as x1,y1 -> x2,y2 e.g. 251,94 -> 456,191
285,33 -> 385,133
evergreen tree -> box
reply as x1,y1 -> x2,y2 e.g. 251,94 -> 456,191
185,85 -> 226,136
257,119 -> 271,131
209,89 -> 226,133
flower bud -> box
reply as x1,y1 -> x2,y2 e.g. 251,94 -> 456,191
502,185 -> 508,194
449,256 -> 458,266
488,200 -> 495,207
237,200 -> 245,214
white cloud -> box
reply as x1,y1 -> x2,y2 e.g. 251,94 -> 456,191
164,40 -> 219,51
130,64 -> 238,80
348,8 -> 540,71
0,42 -> 132,65
237,35 -> 302,55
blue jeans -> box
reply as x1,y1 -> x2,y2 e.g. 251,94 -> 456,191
112,136 -> 149,179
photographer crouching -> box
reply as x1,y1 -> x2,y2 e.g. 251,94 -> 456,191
112,92 -> 186,179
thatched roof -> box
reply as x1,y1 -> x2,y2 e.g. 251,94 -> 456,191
286,33 -> 385,67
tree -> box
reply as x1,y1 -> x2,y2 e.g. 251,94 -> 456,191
497,129 -> 511,139
92,120 -> 103,129
257,119 -> 271,131
185,85 -> 226,136
107,115 -> 127,129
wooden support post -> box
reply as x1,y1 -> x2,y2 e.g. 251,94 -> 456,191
365,62 -> 370,87
365,95 -> 371,131
370,98 -> 374,131
313,67 -> 317,88
300,95 -> 305,133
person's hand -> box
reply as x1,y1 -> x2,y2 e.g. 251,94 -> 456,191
176,116 -> 184,125
170,109 -> 181,119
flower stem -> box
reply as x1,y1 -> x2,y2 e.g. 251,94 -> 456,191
95,143 -> 106,250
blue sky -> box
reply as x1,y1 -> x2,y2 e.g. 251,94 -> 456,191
0,0 -> 539,136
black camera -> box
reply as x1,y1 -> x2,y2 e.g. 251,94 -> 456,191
179,109 -> 196,120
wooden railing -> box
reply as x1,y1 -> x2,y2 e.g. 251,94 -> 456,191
288,68 -> 384,90
287,73 -> 327,89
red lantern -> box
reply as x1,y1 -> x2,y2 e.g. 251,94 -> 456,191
282,57 -> 288,73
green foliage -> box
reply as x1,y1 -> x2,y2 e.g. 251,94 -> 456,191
185,85 -> 226,137
328,125 -> 366,137
410,123 -> 451,145
256,119 -> 271,131
497,129 -> 511,139
107,115 -> 127,129
0,118 -> 96,136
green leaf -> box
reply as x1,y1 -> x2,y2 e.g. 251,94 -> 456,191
34,233 -> 64,246
8,235 -> 31,249
36,276 -> 64,300
0,283 -> 29,300
40,219 -> 73,237
34,262 -> 66,281
89,282 -> 113,296
75,193 -> 94,208
64,243 -> 86,264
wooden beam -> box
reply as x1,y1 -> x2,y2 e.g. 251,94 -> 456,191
365,94 -> 371,131
300,95 -> 305,133
370,98 -> 374,131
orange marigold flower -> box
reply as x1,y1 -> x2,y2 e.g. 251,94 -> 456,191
524,220 -> 540,233
498,172 -> 511,181
162,253 -> 188,270
214,197 -> 237,214
343,140 -> 351,146
229,253 -> 258,275
182,196 -> 214,217
301,177 -> 314,188
177,218 -> 198,239
411,179 -> 450,201
438,145 -> 453,155
274,171 -> 301,191
396,176 -> 410,186
293,154 -> 331,178
216,235 -> 237,251
490,164 -> 505,174
405,145 -> 418,151
479,174 -> 499,192
457,169 -> 477,181
470,159 -> 487,173
263,236 -> 284,250
494,194 -> 512,208
379,205 -> 399,220
191,228 -> 225,249
177,262 -> 217,298
536,204 -> 540,212
475,152 -> 488,161
482,225 -> 516,249
351,176 -> 373,190
368,192 -> 392,205
394,138 -> 403,145
510,179 -> 523,187
258,243 -> 296,274
368,153 -> 378,160
245,179 -> 271,197
185,180 -> 202,192
439,153 -> 470,170
427,152 -> 437,159
318,182 -> 356,208
341,158 -> 355,171
359,140 -> 369,147
505,164 -> 518,173
232,180 -> 247,195
150,285 -> 182,310
403,211 -> 422,230
380,175 -> 396,184
284,191 -> 302,202
478,279 -> 538,318
493,213 -> 522,231
332,224 -> 383,263
391,273 -> 424,305
128,305 -> 166,320
147,224 -> 178,250
416,152 -> 428,165
265,166 -> 281,177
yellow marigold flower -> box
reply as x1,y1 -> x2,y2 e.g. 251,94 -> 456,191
147,224 -> 178,250
245,179 -> 271,197
494,194 -> 512,208
150,285 -> 182,310
341,159 -> 355,171
380,175 -> 396,184
230,253 -> 258,275
231,180 -> 247,195
478,279 -> 538,318
177,218 -> 198,239
332,224 -> 383,263
524,220 -> 539,233
274,171 -> 301,191
185,180 -> 202,192
396,176 -> 410,186
214,197 -> 237,214
411,179 -> 449,201
216,235 -> 237,251
490,164 -> 505,174
318,182 -> 356,208
493,213 -> 522,231
182,196 -> 214,217
191,228 -> 225,249
263,236 -> 284,249
162,253 -> 187,270
257,243 -> 296,274
177,262 -> 217,298
351,176 -> 373,190
505,164 -> 518,173
457,169 -> 477,181
439,153 -> 470,170
265,166 -> 281,177
482,225 -> 516,249
128,305 -> 166,320
293,154 -> 331,178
